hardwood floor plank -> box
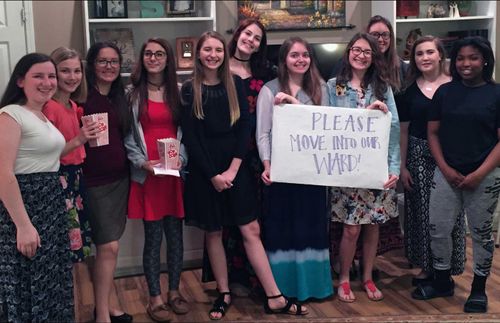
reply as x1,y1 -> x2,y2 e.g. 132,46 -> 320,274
74,237 -> 500,322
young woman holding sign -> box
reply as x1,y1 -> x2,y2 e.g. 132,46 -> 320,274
181,31 -> 305,320
256,36 -> 333,302
326,32 -> 400,302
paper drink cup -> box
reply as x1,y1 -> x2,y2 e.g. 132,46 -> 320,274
157,138 -> 180,170
82,113 -> 109,147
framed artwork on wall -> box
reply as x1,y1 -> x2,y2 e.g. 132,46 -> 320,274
176,37 -> 197,69
167,1 -> 195,16
106,0 -> 128,18
238,0 -> 346,31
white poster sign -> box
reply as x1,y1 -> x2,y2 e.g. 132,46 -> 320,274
270,104 -> 391,189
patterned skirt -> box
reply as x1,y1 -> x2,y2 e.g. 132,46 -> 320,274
0,172 -> 74,322
329,186 -> 403,261
404,136 -> 465,275
60,164 -> 92,262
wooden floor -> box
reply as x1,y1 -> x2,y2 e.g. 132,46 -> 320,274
74,238 -> 500,323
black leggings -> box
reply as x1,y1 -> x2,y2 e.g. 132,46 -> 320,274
143,217 -> 183,296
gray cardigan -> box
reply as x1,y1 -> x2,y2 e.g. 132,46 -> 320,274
124,96 -> 187,184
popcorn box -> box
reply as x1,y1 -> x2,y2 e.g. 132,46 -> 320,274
81,113 -> 109,147
157,138 -> 180,170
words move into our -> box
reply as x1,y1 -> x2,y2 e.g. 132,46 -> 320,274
270,104 -> 391,189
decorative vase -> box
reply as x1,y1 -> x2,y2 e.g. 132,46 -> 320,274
456,0 -> 472,16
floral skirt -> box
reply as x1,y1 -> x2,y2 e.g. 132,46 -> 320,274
0,172 -> 74,322
60,164 -> 92,262
330,187 -> 398,225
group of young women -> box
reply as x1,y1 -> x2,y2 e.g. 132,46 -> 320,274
0,13 -> 498,323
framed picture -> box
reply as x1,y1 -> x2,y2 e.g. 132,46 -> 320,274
176,37 -> 197,70
396,0 -> 419,18
93,0 -> 107,18
106,0 -> 127,18
93,28 -> 135,73
168,0 -> 195,16
238,0 -> 346,31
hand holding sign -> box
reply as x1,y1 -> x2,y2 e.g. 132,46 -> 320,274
274,92 -> 300,105
366,100 -> 388,113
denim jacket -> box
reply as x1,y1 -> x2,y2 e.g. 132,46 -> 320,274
123,95 -> 187,184
326,78 -> 401,175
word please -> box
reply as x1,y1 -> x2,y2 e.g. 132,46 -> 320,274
311,112 -> 379,132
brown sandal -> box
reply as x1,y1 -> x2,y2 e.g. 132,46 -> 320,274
147,303 -> 171,323
168,295 -> 189,314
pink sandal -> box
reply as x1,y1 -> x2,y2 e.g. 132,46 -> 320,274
338,281 -> 355,303
364,280 -> 384,301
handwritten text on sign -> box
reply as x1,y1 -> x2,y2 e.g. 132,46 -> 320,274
270,104 -> 391,189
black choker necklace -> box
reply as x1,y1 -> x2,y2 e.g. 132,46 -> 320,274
147,80 -> 164,91
233,56 -> 250,62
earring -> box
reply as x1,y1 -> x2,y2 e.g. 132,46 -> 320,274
484,63 -> 488,66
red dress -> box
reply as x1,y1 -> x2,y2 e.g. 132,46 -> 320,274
128,100 -> 184,221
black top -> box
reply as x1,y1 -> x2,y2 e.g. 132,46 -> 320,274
428,80 -> 500,175
180,76 -> 256,231
180,77 -> 250,179
397,81 -> 434,140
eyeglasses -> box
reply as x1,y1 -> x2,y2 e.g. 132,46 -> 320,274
369,32 -> 391,40
350,46 -> 372,57
144,50 -> 166,59
96,59 -> 120,67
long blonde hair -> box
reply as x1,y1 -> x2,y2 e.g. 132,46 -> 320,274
50,46 -> 88,103
192,31 -> 240,126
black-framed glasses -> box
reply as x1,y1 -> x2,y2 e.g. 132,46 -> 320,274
144,50 -> 166,59
96,59 -> 120,67
350,46 -> 372,57
369,32 -> 391,40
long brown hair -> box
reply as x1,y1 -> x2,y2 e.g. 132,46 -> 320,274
277,37 -> 322,105
337,33 -> 388,101
228,18 -> 268,79
129,38 -> 180,124
191,31 -> 240,126
405,36 -> 449,88
50,47 -> 88,104
366,15 -> 402,92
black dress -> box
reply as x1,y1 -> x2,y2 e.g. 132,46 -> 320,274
181,78 -> 256,232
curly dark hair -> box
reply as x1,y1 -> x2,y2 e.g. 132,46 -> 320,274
337,33 -> 388,101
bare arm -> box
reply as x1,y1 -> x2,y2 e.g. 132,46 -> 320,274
399,121 -> 413,190
0,114 -> 40,258
60,120 -> 100,157
427,120 -> 464,186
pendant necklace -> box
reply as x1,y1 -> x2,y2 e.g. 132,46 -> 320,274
147,80 -> 164,91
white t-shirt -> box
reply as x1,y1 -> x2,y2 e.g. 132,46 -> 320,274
0,104 -> 65,174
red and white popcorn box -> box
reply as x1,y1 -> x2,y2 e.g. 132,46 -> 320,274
81,112 -> 109,147
157,138 -> 180,170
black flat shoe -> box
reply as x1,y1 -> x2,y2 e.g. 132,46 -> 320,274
411,276 -> 432,286
110,312 -> 133,323
411,280 -> 454,300
464,292 -> 488,313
